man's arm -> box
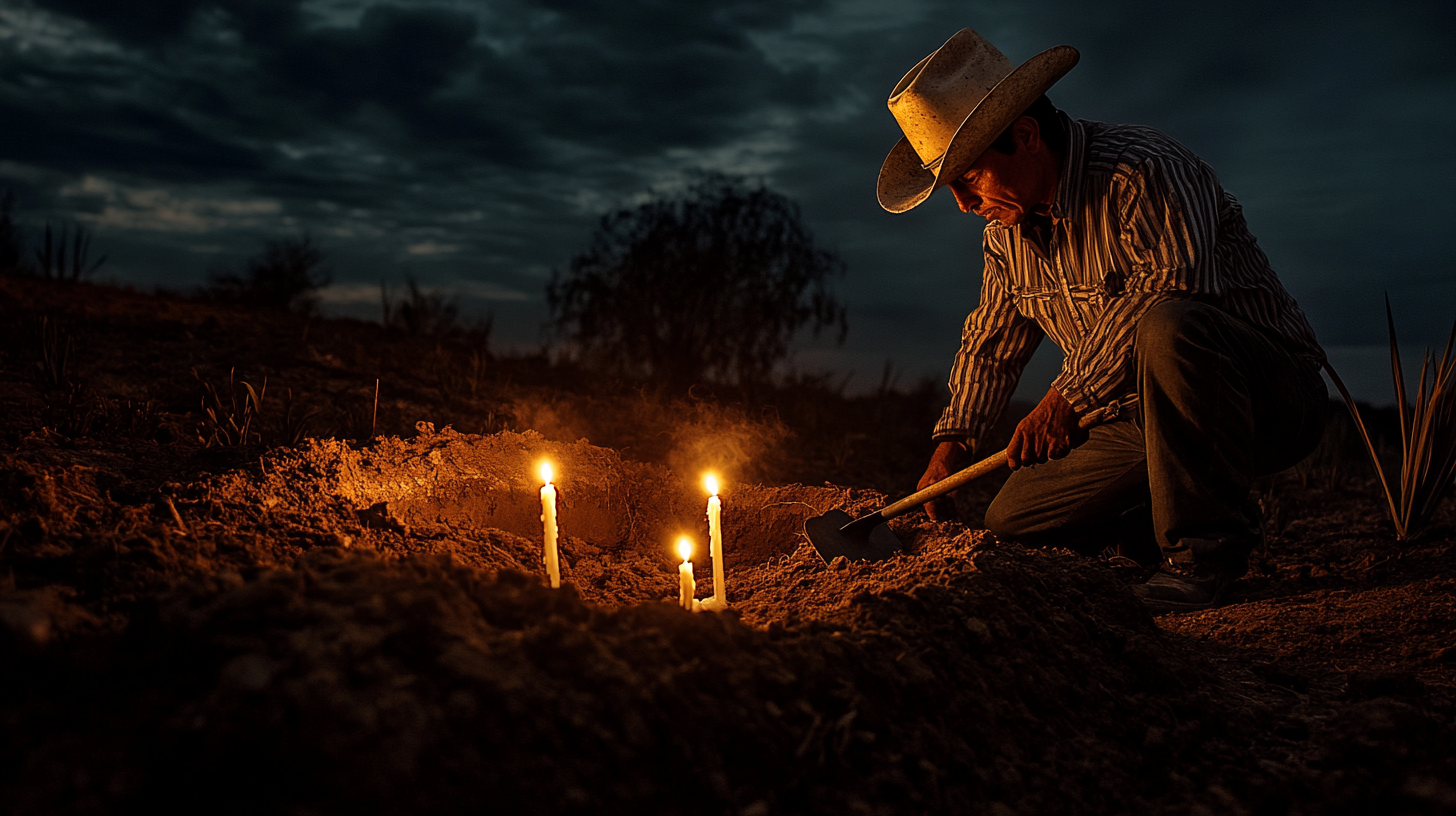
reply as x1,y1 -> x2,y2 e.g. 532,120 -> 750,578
922,235 -> 1043,520
932,233 -> 1045,442
1050,154 -> 1222,413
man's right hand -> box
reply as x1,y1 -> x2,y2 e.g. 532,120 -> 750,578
918,440 -> 970,521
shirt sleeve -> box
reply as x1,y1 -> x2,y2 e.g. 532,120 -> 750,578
934,231 -> 1044,442
1050,153 -> 1223,412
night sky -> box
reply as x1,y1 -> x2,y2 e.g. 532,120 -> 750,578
2,0 -> 1452,403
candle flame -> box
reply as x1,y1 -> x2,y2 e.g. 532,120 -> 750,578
704,473 -> 719,496
676,537 -> 692,561
539,461 -> 553,484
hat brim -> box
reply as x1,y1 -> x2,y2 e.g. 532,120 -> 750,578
877,45 -> 1080,214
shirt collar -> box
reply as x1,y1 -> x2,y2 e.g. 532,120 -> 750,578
1049,113 -> 1087,222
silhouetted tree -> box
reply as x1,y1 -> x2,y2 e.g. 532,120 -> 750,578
547,173 -> 847,386
209,234 -> 331,313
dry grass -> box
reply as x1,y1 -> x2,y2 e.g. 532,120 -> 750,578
0,277 -> 955,498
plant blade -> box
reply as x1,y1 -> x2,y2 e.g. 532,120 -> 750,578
1325,361 -> 1403,538
1387,296 -> 1410,462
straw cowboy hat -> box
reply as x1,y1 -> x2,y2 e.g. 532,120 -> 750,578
878,29 -> 1079,213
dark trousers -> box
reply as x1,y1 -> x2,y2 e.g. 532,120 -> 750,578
984,300 -> 1327,567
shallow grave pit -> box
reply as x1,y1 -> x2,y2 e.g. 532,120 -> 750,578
317,429 -> 887,606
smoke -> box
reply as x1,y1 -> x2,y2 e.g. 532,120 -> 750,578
664,405 -> 791,488
509,390 -> 791,485
509,397 -> 584,444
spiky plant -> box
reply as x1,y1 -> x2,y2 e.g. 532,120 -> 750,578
35,222 -> 107,282
196,368 -> 267,447
1325,298 -> 1456,540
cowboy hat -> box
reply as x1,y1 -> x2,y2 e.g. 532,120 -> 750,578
878,29 -> 1079,213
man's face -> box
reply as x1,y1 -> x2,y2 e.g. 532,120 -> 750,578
947,146 -> 1041,226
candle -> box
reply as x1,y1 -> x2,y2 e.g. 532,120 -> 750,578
539,461 -> 560,589
677,537 -> 696,611
704,473 -> 726,609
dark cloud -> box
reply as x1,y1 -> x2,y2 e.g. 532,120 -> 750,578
469,1 -> 838,157
34,0 -> 208,45
0,96 -> 263,179
529,0 -> 817,51
260,5 -> 480,114
1,0 -> 1452,402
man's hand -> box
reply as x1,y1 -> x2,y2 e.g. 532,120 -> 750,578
918,439 -> 970,521
1007,387 -> 1086,469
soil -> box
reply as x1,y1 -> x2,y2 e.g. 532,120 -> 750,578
1,277 -> 1454,815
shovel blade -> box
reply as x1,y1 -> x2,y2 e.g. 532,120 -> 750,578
804,509 -> 903,563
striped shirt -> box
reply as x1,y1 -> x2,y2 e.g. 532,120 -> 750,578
933,116 -> 1325,443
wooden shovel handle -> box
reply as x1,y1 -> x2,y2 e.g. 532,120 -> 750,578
877,413 -> 1102,522
876,451 -> 1009,520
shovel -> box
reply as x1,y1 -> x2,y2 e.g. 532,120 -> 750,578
804,414 -> 1100,563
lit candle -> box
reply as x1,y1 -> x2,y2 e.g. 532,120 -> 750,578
677,537 -> 696,611
539,461 -> 560,589
704,473 -> 726,609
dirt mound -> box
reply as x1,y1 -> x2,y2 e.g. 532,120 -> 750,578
4,428 -> 1454,814
0,539 -> 1224,815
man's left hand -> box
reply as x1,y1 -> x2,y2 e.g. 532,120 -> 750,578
1007,387 -> 1087,469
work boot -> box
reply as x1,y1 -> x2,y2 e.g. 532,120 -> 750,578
1132,538 -> 1235,612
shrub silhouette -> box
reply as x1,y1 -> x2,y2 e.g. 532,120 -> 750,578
382,275 -> 461,337
0,194 -> 109,281
209,234 -> 331,313
547,173 -> 847,387
35,222 -> 108,282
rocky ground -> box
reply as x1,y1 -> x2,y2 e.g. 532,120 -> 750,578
1,277 -> 1453,815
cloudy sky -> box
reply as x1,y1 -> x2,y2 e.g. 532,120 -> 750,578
1,0 -> 1452,403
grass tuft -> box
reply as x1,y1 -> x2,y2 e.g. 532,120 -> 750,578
279,388 -> 319,447
38,316 -> 73,390
196,368 -> 267,447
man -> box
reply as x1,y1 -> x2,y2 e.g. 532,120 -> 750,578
879,29 -> 1328,610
